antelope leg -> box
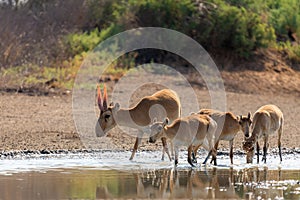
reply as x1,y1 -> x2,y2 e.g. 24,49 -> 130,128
174,146 -> 179,166
203,150 -> 212,165
229,140 -> 234,165
188,145 -> 195,167
161,137 -> 172,161
278,123 -> 283,162
256,141 -> 260,164
129,132 -> 143,160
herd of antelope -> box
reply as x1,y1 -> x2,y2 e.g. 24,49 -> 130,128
96,85 -> 284,167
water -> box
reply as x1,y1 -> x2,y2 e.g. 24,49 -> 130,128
0,151 -> 299,199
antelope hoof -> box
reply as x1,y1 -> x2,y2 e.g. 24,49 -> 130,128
175,159 -> 178,166
192,158 -> 197,163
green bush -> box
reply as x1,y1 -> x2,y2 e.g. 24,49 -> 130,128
276,42 -> 300,64
131,0 -> 197,31
66,24 -> 123,55
224,0 -> 271,13
268,0 -> 300,39
67,0 -> 297,59
85,0 -> 119,30
208,2 -> 276,57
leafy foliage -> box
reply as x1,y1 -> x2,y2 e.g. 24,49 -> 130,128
268,0 -> 300,39
208,1 -> 276,57
66,24 -> 123,55
70,0 -> 283,58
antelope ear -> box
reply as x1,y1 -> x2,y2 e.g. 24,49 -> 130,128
248,112 -> 251,119
163,118 -> 169,127
103,84 -> 108,110
238,115 -> 242,124
97,85 -> 104,111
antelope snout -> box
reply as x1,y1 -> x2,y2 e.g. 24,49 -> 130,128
95,123 -> 106,137
149,137 -> 156,143
245,132 -> 249,138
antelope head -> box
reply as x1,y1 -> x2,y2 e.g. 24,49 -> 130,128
149,118 -> 169,143
239,112 -> 252,138
95,84 -> 120,137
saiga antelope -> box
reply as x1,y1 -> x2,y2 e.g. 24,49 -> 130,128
95,85 -> 181,161
243,104 -> 283,164
193,109 -> 252,165
149,114 -> 217,167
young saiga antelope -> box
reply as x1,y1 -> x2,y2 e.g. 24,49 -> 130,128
243,104 -> 283,164
95,85 -> 181,161
149,114 -> 217,167
193,109 -> 252,165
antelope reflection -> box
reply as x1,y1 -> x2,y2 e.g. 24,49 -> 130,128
133,168 -> 239,199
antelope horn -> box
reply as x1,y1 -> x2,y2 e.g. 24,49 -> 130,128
97,85 -> 104,111
103,84 -> 108,110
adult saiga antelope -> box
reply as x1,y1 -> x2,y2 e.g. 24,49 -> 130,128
243,104 -> 283,164
193,109 -> 252,165
149,114 -> 217,167
95,85 -> 181,161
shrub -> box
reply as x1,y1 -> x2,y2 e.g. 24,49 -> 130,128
131,0 -> 197,31
62,0 -> 300,66
276,42 -> 300,64
84,0 -> 119,31
208,2 -> 276,57
268,0 -> 300,40
66,24 -> 123,56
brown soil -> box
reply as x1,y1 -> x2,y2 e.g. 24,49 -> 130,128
1,68 -> 299,153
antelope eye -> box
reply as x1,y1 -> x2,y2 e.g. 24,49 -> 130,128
105,114 -> 110,119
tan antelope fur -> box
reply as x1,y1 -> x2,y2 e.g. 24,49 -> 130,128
149,114 -> 217,167
193,109 -> 252,165
243,104 -> 283,164
95,85 -> 181,161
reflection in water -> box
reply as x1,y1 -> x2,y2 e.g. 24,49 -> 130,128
0,168 -> 299,199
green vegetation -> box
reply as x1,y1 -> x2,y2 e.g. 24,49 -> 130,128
208,1 -> 275,57
1,0 -> 300,92
0,61 -> 79,91
67,0 -> 300,59
66,24 -> 123,55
